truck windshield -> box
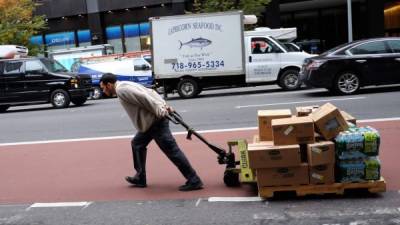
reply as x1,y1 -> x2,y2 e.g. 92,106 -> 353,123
268,36 -> 290,52
40,58 -> 69,73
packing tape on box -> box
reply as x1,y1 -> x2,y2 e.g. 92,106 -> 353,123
284,126 -> 294,136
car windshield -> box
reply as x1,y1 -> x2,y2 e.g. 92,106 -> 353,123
319,43 -> 351,57
319,40 -> 366,57
40,58 -> 69,73
284,43 -> 301,52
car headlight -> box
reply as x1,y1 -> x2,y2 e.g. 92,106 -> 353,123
70,78 -> 79,88
307,60 -> 326,70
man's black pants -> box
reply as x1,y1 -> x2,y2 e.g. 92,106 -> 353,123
131,118 -> 201,184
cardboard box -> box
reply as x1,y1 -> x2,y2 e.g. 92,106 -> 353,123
296,105 -> 320,117
310,103 -> 349,140
307,141 -> 335,166
309,163 -> 335,184
340,110 -> 357,125
271,116 -> 315,145
258,109 -> 292,141
257,163 -> 309,187
247,143 -> 301,169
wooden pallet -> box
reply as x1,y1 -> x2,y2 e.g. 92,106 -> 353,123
258,177 -> 386,198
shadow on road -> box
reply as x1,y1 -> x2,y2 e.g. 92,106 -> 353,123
267,190 -> 384,202
303,85 -> 400,98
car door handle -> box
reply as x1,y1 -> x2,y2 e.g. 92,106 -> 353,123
249,56 -> 252,63
395,58 -> 400,62
356,60 -> 367,63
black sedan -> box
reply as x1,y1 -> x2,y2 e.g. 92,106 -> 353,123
300,37 -> 400,95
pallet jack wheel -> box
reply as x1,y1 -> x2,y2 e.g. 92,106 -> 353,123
223,170 -> 240,187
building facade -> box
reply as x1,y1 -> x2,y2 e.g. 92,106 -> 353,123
32,0 -> 187,53
32,0 -> 400,54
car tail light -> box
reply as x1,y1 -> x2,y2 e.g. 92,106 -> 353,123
306,60 -> 325,70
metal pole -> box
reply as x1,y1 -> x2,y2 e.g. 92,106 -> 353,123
347,0 -> 353,42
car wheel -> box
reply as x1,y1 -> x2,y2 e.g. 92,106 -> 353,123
71,97 -> 87,106
0,105 -> 10,113
50,89 -> 70,109
279,69 -> 301,90
333,72 -> 360,95
91,86 -> 102,100
177,78 -> 199,98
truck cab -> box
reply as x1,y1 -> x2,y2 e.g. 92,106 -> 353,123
244,35 -> 314,90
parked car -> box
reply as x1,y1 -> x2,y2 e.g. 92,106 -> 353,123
0,57 -> 92,112
300,37 -> 400,95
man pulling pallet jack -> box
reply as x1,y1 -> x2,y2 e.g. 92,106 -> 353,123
99,73 -> 203,191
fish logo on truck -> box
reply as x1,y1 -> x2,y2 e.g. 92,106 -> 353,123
179,37 -> 212,50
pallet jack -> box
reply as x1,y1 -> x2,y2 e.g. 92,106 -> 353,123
167,111 -> 256,187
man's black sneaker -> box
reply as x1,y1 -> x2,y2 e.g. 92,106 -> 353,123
179,181 -> 203,191
125,176 -> 147,188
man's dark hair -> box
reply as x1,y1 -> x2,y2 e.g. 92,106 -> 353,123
100,73 -> 117,85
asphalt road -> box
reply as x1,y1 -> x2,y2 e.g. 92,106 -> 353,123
1,85 -> 400,144
1,192 -> 400,225
1,85 -> 400,225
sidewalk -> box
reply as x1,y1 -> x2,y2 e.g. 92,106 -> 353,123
0,121 -> 398,204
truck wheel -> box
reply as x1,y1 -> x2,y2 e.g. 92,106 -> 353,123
223,170 -> 240,187
279,69 -> 301,90
50,89 -> 70,109
333,71 -> 360,95
0,105 -> 10,113
91,86 -> 102,100
177,78 -> 199,98
71,97 -> 87,106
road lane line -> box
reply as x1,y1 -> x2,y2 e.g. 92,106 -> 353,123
1,116 -> 400,147
26,202 -> 92,210
360,117 -> 400,123
250,88 -> 323,97
195,198 -> 201,207
208,197 -> 262,202
235,97 -> 366,109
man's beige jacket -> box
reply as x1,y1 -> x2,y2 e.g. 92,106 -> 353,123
116,81 -> 168,132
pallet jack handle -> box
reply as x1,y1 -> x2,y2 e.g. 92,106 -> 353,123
167,111 -> 229,164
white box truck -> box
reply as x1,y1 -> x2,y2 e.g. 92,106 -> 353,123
150,11 -> 313,98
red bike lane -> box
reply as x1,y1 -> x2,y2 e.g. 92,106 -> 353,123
0,120 -> 398,204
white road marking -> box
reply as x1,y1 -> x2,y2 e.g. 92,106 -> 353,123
349,222 -> 368,225
26,202 -> 92,210
195,198 -> 201,207
0,116 -> 400,147
250,88 -> 322,97
235,97 -> 366,109
360,117 -> 400,123
391,218 -> 400,224
208,197 -> 263,202
253,212 -> 286,220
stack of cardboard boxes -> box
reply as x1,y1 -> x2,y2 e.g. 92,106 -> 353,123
249,103 -> 355,190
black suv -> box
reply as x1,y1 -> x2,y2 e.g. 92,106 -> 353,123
0,57 -> 92,112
